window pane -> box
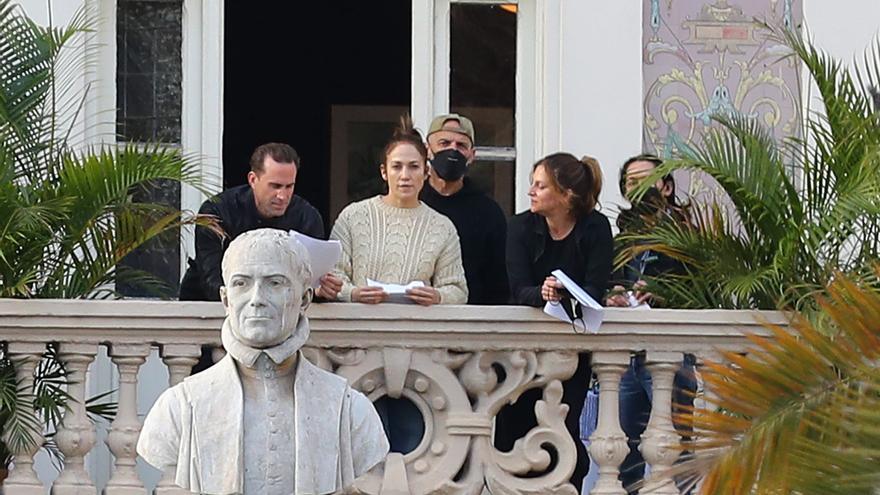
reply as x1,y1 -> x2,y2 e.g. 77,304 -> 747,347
468,160 -> 516,217
449,3 -> 516,215
449,3 -> 516,148
116,0 -> 182,144
115,0 -> 183,297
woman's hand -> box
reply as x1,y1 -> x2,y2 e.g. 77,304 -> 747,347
352,286 -> 388,304
541,276 -> 563,302
632,280 -> 652,304
407,286 -> 441,306
605,285 -> 630,307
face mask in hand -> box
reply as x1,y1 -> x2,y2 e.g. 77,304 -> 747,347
430,149 -> 469,181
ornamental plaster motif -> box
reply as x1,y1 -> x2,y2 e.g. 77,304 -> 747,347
643,0 -> 802,198
310,347 -> 581,495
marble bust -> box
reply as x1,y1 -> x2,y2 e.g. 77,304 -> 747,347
137,228 -> 389,494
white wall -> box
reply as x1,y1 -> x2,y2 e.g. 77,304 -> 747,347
804,0 -> 880,61
558,0 -> 643,220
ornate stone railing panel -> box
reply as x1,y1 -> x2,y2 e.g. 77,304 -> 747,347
0,300 -> 782,494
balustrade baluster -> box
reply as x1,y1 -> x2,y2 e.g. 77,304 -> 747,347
154,344 -> 201,495
640,351 -> 683,495
2,342 -> 47,494
692,350 -> 724,493
104,344 -> 151,494
52,343 -> 98,495
588,351 -> 630,495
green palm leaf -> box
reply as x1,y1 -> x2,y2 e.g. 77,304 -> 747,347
0,0 -> 220,465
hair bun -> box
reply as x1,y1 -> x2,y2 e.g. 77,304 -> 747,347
392,114 -> 424,142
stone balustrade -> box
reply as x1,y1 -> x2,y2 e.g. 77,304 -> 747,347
0,299 -> 783,494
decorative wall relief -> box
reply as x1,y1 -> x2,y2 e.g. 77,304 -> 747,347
643,0 -> 802,163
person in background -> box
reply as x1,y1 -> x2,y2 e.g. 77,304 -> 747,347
606,154 -> 687,308
420,113 -> 509,305
584,154 -> 696,494
502,152 -> 613,488
179,142 -> 342,302
179,142 -> 343,374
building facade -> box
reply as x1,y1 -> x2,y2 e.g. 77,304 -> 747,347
14,1 -> 880,288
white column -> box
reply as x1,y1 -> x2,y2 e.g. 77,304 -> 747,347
180,0 -> 225,272
411,0 -> 437,132
154,344 -> 201,495
2,343 -> 47,495
104,344 -> 151,494
52,343 -> 98,494
640,352 -> 682,495
588,351 -> 630,495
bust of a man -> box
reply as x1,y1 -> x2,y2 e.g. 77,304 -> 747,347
138,229 -> 389,494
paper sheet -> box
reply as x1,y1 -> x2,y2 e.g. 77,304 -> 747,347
543,269 -> 605,333
627,292 -> 652,310
367,279 -> 425,304
289,230 -> 342,288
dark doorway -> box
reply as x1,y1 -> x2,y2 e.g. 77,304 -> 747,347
223,2 -> 412,231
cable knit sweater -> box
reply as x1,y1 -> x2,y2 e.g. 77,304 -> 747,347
330,196 -> 468,304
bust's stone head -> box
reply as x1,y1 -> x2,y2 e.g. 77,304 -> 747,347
219,229 -> 313,349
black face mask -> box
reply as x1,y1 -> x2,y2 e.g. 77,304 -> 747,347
619,187 -> 668,231
430,149 -> 468,181
628,186 -> 667,213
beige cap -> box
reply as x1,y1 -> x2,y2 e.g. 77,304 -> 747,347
427,113 -> 475,144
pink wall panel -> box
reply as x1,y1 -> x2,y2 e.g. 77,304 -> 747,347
643,0 -> 803,162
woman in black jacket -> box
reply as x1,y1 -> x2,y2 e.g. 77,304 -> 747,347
507,153 -> 613,306
499,152 -> 613,488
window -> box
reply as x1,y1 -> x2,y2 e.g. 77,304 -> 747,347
449,2 -> 517,215
115,0 -> 184,297
116,0 -> 183,143
415,0 -> 539,216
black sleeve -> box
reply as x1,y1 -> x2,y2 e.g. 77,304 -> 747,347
506,215 -> 543,307
580,215 -> 614,303
298,202 -> 326,240
301,208 -> 327,240
193,199 -> 226,301
486,204 -> 510,305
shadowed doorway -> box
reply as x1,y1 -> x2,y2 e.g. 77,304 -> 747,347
223,2 -> 412,231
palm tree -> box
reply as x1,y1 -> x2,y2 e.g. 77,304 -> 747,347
0,0 -> 218,469
619,25 -> 880,313
681,269 -> 880,494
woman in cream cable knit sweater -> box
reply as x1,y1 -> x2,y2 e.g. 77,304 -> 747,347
330,117 -> 468,305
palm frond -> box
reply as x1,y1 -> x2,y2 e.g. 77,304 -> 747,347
681,269 -> 880,494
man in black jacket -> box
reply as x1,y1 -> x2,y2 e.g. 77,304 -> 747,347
420,114 -> 509,305
179,142 -> 342,301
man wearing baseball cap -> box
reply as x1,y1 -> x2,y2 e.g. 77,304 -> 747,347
421,114 -> 509,304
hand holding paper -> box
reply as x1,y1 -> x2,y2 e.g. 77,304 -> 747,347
289,230 -> 342,288
367,279 -> 426,304
543,269 -> 605,333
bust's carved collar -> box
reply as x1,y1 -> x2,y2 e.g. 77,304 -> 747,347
221,315 -> 310,368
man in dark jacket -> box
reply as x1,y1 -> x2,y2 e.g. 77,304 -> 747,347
420,113 -> 509,305
179,142 -> 342,301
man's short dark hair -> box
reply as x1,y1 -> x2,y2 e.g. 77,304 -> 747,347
250,143 -> 300,173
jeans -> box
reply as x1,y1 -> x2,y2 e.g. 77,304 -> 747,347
581,354 -> 697,494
